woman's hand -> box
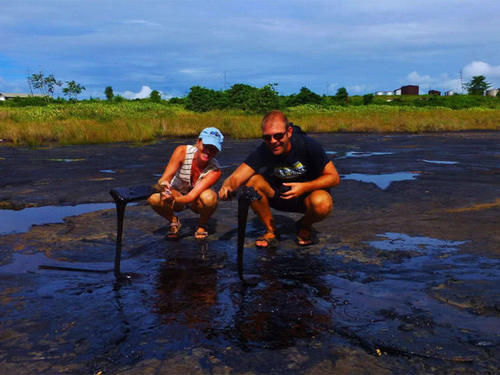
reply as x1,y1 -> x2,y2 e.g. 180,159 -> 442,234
159,181 -> 173,202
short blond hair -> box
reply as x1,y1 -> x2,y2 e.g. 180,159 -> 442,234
261,110 -> 289,130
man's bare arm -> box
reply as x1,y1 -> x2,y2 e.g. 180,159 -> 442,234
218,163 -> 256,200
281,161 -> 339,200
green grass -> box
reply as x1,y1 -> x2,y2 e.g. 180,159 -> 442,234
0,101 -> 498,146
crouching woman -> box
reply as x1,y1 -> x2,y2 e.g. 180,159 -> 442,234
148,127 -> 224,239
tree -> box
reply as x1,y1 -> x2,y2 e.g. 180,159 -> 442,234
186,86 -> 227,112
105,86 -> 114,101
62,80 -> 86,100
226,83 -> 257,110
465,75 -> 491,96
247,83 -> 280,113
28,71 -> 62,98
335,87 -> 349,105
150,90 -> 161,102
363,93 -> 374,105
286,87 -> 322,107
169,97 -> 185,105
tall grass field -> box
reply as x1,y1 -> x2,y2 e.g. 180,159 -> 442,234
0,101 -> 498,146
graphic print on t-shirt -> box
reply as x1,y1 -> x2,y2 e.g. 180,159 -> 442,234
273,161 -> 307,180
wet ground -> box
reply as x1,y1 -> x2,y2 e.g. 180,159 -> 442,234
0,132 -> 499,374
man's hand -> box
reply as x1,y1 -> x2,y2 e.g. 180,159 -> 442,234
218,163 -> 256,201
218,185 -> 233,201
280,182 -> 308,199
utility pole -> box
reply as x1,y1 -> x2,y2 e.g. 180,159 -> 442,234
460,70 -> 464,93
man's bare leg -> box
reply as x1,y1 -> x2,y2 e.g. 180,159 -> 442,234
298,190 -> 333,245
245,174 -> 278,247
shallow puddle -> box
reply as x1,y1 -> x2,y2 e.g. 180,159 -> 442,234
0,202 -> 116,235
0,252 -> 113,274
342,172 -> 419,189
331,151 -> 394,159
47,158 -> 85,162
369,232 -> 466,254
422,160 -> 458,165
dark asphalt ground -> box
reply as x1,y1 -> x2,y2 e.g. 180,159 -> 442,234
0,131 -> 499,374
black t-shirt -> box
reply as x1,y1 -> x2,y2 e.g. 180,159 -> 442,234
244,126 -> 330,188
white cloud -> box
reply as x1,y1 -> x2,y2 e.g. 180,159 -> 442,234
405,71 -> 462,92
327,83 -> 338,93
122,85 -> 153,99
123,19 -> 161,27
462,61 -> 500,78
405,61 -> 500,93
347,84 -> 370,94
407,72 -> 433,86
179,68 -> 211,76
121,85 -> 171,99
1,1 -> 500,97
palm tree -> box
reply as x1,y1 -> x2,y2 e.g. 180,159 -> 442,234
465,75 -> 491,96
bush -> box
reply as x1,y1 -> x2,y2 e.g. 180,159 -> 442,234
363,94 -> 374,105
185,86 -> 227,112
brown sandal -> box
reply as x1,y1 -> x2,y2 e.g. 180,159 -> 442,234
194,226 -> 208,240
167,217 -> 181,239
256,232 -> 279,248
296,219 -> 314,246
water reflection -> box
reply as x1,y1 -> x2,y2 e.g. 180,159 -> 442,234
154,254 -> 218,326
150,236 -> 336,351
232,251 -> 334,350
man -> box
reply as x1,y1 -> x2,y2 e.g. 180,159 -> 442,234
218,110 -> 339,247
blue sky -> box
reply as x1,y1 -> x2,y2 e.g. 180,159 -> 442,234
1,0 -> 499,99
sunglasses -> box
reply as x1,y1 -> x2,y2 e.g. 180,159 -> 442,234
262,132 -> 287,142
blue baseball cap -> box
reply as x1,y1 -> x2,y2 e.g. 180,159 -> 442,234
199,127 -> 224,151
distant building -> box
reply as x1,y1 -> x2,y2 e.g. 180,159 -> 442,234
485,88 -> 499,97
384,91 -> 394,96
375,91 -> 385,96
0,93 -> 45,101
444,90 -> 456,96
400,85 -> 419,95
428,90 -> 441,96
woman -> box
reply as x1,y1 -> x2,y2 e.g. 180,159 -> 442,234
148,127 -> 223,239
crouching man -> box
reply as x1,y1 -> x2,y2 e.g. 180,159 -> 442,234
218,110 -> 339,247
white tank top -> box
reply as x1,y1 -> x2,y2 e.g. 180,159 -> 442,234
170,145 -> 219,194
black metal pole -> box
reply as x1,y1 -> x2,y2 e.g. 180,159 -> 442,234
113,200 -> 127,277
237,197 -> 250,281
235,186 -> 261,282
